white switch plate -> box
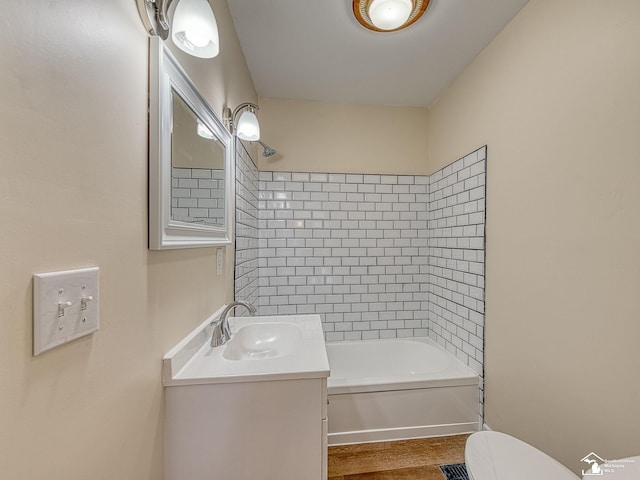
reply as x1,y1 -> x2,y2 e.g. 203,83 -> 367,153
216,248 -> 223,276
33,267 -> 100,356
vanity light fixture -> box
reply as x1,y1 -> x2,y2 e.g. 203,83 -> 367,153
136,0 -> 220,58
353,0 -> 430,32
223,102 -> 260,141
223,103 -> 278,157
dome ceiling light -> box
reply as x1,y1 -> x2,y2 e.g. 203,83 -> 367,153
353,0 -> 430,32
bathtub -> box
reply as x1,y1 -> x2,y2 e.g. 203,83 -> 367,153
326,337 -> 480,445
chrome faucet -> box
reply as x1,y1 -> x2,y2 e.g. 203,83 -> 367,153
210,301 -> 257,347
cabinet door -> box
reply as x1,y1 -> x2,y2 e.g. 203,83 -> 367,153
166,379 -> 325,480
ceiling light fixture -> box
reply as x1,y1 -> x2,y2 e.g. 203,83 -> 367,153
353,0 -> 430,32
136,0 -> 220,59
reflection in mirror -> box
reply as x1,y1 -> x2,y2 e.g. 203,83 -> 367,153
171,91 -> 226,227
148,37 -> 233,249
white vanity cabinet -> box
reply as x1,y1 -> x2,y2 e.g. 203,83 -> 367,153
164,377 -> 328,480
162,313 -> 330,480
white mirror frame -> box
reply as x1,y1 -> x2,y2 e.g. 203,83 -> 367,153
149,37 -> 234,249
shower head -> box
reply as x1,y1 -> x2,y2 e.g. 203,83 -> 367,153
257,140 -> 277,157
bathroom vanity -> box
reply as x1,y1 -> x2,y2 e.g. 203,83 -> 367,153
163,312 -> 330,480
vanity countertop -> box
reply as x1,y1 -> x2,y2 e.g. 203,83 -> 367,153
163,312 -> 330,387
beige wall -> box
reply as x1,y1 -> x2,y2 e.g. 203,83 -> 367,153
428,0 -> 640,473
257,98 -> 429,174
0,0 -> 255,479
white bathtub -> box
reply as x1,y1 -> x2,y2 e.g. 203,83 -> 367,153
326,337 -> 480,445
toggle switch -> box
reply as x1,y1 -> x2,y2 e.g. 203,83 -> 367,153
57,301 -> 72,317
80,295 -> 93,311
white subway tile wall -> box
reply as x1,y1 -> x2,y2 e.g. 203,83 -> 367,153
427,147 -> 485,373
234,141 -> 259,306
234,147 -> 485,378
257,172 -> 431,341
428,146 -> 486,402
172,167 -> 225,226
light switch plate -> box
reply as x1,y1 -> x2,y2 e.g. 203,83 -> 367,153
33,267 -> 100,356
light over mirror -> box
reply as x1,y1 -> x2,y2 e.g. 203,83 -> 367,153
148,37 -> 233,249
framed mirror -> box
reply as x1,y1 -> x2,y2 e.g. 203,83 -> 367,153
149,37 -> 233,249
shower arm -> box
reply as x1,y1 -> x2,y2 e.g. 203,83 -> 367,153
255,140 -> 277,157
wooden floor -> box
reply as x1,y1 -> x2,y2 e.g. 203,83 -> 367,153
328,435 -> 469,480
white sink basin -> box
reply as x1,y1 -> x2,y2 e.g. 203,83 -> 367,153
163,313 -> 329,386
223,322 -> 303,360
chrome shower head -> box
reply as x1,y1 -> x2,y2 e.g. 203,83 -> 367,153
257,140 -> 277,157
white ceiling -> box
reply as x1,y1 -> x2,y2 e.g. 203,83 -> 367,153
227,0 -> 529,107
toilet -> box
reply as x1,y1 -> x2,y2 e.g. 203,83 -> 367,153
465,431 -> 640,480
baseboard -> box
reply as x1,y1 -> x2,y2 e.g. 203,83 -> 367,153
328,422 -> 478,446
